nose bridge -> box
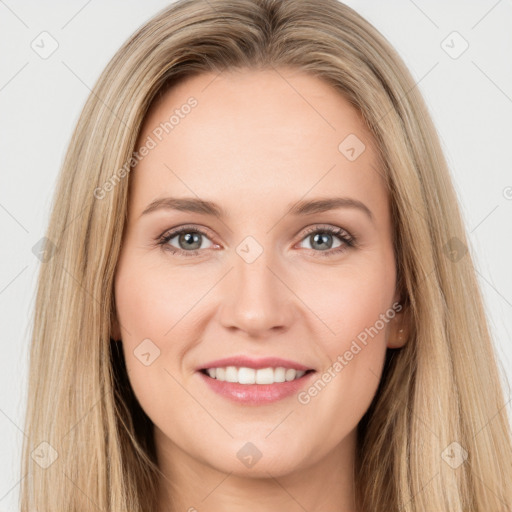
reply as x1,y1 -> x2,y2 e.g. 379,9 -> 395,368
219,238 -> 294,335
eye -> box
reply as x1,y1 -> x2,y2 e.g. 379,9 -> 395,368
296,225 -> 356,258
156,224 -> 357,258
157,225 -> 215,256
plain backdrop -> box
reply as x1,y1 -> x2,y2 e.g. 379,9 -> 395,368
1,1 -> 511,510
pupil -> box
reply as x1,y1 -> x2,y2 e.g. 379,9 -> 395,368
181,232 -> 201,249
312,233 -> 332,250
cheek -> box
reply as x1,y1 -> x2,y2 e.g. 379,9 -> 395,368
113,256 -> 203,443
295,255 -> 396,352
114,253 -> 206,341
292,255 -> 395,422
113,255 -> 180,389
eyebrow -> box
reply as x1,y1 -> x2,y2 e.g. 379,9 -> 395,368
140,196 -> 374,222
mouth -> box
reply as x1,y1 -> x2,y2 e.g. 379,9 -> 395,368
197,365 -> 317,405
199,366 -> 316,385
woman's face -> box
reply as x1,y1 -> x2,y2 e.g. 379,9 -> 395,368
113,68 -> 406,479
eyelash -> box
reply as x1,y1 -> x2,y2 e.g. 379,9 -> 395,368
156,224 -> 357,259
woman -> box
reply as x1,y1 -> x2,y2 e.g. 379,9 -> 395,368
20,0 -> 512,510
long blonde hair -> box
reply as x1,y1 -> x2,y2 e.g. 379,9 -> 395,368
20,0 -> 512,510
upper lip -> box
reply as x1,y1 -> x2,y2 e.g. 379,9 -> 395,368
197,356 -> 315,372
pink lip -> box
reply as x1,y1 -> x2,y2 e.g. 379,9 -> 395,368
197,355 -> 314,371
197,370 -> 316,405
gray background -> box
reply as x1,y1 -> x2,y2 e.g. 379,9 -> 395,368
1,1 -> 511,510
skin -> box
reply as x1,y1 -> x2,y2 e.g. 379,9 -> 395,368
112,68 -> 410,512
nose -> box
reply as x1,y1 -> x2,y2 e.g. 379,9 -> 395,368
218,249 -> 296,338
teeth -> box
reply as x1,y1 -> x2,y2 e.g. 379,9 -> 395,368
225,366 -> 238,382
204,366 -> 307,384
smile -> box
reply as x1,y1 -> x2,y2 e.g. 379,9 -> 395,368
197,367 -> 316,405
200,366 -> 314,384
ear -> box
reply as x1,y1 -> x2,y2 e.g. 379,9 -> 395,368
387,294 -> 411,349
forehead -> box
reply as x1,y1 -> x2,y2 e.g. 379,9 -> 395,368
129,69 -> 387,220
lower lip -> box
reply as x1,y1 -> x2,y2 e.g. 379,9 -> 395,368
197,370 -> 316,405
